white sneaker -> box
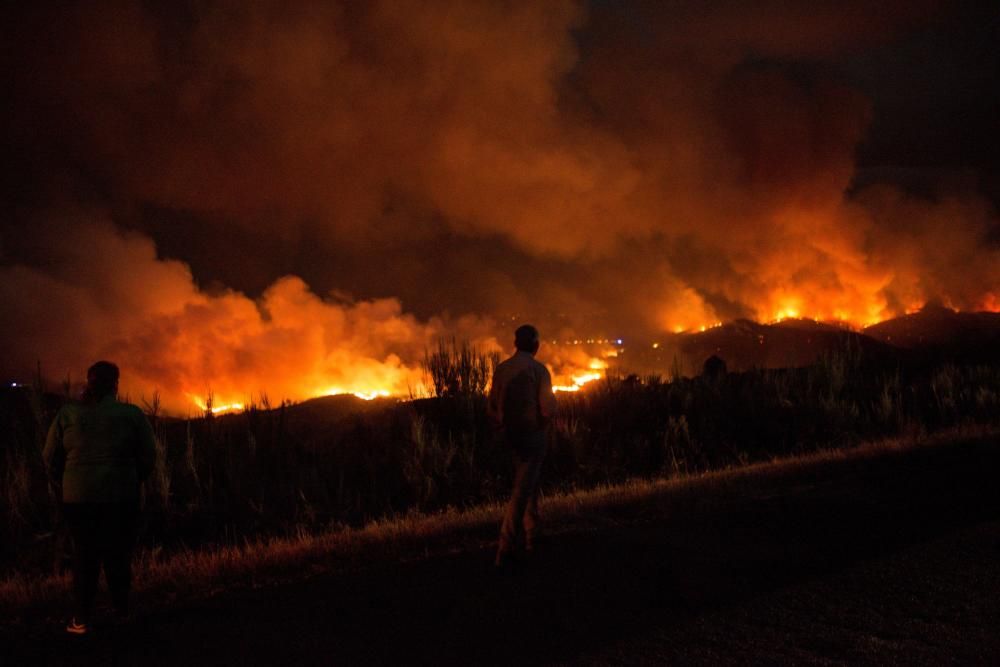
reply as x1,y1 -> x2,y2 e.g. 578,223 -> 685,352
66,617 -> 89,635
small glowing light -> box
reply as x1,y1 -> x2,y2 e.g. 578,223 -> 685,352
652,343 -> 659,349
616,339 -> 623,345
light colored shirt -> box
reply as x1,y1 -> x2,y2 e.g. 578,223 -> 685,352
487,351 -> 557,434
44,395 -> 156,503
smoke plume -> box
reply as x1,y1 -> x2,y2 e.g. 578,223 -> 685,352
2,0 -> 998,410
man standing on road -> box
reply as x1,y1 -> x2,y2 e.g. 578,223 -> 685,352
43,361 -> 157,635
488,324 -> 557,569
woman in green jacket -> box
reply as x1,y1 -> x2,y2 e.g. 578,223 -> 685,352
44,361 -> 156,635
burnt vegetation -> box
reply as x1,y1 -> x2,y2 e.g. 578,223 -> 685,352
3,338 -> 1000,581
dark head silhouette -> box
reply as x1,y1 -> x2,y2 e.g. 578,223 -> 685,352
514,324 -> 540,355
84,360 -> 119,403
702,355 -> 727,379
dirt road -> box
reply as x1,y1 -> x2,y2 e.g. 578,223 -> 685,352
4,436 -> 1000,665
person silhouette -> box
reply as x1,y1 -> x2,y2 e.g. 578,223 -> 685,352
702,355 -> 727,379
43,361 -> 156,634
487,325 -> 557,569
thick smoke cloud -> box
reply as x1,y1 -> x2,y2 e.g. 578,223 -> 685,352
0,214 -> 499,410
2,0 -> 999,408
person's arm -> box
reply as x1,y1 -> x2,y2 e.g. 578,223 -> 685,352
43,408 -> 67,496
134,409 -> 157,483
538,366 -> 557,424
486,368 -> 504,431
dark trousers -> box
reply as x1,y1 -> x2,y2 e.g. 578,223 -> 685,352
62,502 -> 138,620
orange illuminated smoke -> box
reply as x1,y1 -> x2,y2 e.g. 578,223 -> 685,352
667,291 -> 905,334
980,293 -> 1000,312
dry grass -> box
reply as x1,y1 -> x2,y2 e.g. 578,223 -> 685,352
3,423 -> 995,619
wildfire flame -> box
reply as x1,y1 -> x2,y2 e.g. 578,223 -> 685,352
318,387 -> 391,401
664,290 -> 1000,334
157,285 -> 1000,416
551,356 -> 610,393
187,350 -> 611,412
187,388 -> 395,415
188,395 -> 245,415
552,372 -> 602,393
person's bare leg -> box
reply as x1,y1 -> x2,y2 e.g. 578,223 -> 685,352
524,487 -> 540,552
497,451 -> 532,563
521,447 -> 545,552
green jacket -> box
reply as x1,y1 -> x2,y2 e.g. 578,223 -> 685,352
43,395 -> 157,503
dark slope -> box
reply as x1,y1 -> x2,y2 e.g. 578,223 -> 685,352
627,319 -> 904,375
626,307 -> 1000,377
864,306 -> 1000,362
5,434 -> 999,666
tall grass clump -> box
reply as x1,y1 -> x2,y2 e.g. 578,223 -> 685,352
424,339 -> 500,397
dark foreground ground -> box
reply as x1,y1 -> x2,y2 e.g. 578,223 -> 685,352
3,435 -> 1000,666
